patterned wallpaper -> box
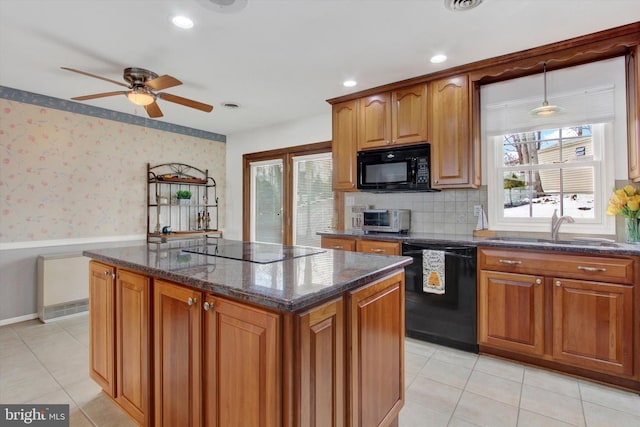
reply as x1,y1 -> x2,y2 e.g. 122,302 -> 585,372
0,98 -> 226,243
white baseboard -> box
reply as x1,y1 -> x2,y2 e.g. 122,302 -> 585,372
0,313 -> 39,327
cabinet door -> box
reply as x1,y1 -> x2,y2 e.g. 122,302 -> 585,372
356,239 -> 401,256
552,278 -> 633,376
332,100 -> 359,191
203,295 -> 280,427
358,93 -> 392,150
321,236 -> 357,251
429,74 -> 473,188
154,280 -> 202,427
478,270 -> 544,355
392,84 -> 428,146
89,261 -> 115,396
349,272 -> 404,427
627,45 -> 640,182
298,298 -> 345,427
116,270 -> 151,426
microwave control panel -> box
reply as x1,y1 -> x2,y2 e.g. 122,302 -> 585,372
416,156 -> 429,184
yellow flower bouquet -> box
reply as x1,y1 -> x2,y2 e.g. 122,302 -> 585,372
606,185 -> 640,243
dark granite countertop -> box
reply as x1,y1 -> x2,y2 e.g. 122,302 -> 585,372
318,230 -> 640,256
83,239 -> 412,312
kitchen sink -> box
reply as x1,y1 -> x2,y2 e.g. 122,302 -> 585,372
485,236 -> 620,248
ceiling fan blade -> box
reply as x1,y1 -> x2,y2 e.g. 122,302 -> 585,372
145,101 -> 163,118
158,93 -> 214,113
61,67 -> 129,88
71,91 -> 128,101
145,75 -> 182,91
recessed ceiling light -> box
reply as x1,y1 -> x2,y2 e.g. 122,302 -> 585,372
430,54 -> 447,64
172,16 -> 194,29
343,80 -> 357,88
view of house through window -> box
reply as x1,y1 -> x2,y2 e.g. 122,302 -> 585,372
499,124 -> 599,220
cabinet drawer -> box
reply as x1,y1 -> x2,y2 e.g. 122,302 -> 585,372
321,236 -> 356,251
479,248 -> 635,285
356,240 -> 401,256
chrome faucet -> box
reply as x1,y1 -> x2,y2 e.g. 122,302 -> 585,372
551,209 -> 575,241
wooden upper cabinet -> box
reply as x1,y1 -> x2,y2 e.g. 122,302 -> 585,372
552,278 -> 633,376
89,261 -> 115,397
392,84 -> 428,145
627,45 -> 640,182
358,84 -> 428,150
332,99 -> 359,191
429,74 -> 478,189
359,93 -> 392,150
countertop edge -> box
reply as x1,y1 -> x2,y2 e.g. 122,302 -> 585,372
83,249 -> 412,313
318,230 -> 640,256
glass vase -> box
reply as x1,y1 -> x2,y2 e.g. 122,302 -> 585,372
625,217 -> 640,244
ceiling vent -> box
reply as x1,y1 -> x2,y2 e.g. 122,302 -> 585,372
445,0 -> 483,12
196,0 -> 248,14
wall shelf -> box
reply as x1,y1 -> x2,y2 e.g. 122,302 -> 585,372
147,163 -> 220,243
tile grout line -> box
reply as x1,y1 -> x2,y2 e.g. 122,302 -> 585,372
9,321 -> 98,427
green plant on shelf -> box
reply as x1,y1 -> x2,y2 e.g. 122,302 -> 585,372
176,190 -> 192,200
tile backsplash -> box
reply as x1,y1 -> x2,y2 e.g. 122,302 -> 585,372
345,187 -> 488,235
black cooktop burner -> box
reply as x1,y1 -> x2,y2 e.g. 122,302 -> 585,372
182,241 -> 325,264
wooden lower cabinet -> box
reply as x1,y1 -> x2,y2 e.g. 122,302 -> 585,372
321,235 -> 401,256
478,270 -> 544,355
203,294 -> 280,427
116,270 -> 151,425
297,298 -> 345,427
89,261 -> 115,397
356,239 -> 401,256
154,280 -> 202,427
478,247 -> 638,390
91,264 -> 407,425
349,272 -> 404,427
552,278 -> 633,376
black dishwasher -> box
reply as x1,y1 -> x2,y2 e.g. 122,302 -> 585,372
402,243 -> 478,353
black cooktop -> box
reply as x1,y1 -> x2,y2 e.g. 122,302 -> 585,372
182,241 -> 325,264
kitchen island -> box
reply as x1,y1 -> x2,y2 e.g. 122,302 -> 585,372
84,238 -> 411,427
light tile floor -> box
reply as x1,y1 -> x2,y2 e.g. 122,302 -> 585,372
1,314 -> 639,426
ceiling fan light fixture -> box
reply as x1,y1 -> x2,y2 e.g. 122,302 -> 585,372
529,62 -> 563,117
127,88 -> 155,106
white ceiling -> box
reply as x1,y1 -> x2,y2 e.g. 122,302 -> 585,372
1,0 -> 639,137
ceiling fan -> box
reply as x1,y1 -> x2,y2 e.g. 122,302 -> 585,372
61,66 -> 213,118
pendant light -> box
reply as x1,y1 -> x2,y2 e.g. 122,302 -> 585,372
529,63 -> 563,117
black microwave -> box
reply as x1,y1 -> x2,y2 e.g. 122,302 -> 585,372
357,143 -> 435,192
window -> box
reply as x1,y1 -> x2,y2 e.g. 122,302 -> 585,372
482,58 -> 625,235
243,142 -> 334,247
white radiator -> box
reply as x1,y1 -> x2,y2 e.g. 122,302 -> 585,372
37,253 -> 90,322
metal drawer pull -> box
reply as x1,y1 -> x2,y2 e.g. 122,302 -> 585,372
555,281 -> 562,287
535,279 -> 542,285
372,249 -> 385,253
498,259 -> 522,265
332,245 -> 344,249
577,266 -> 607,272
203,301 -> 213,311
187,297 -> 197,306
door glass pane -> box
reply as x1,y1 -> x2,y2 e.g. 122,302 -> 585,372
251,159 -> 283,244
292,153 -> 333,247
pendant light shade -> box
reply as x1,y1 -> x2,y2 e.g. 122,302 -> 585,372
530,63 -> 563,117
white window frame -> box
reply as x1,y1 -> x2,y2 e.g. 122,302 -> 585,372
487,123 -> 615,234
